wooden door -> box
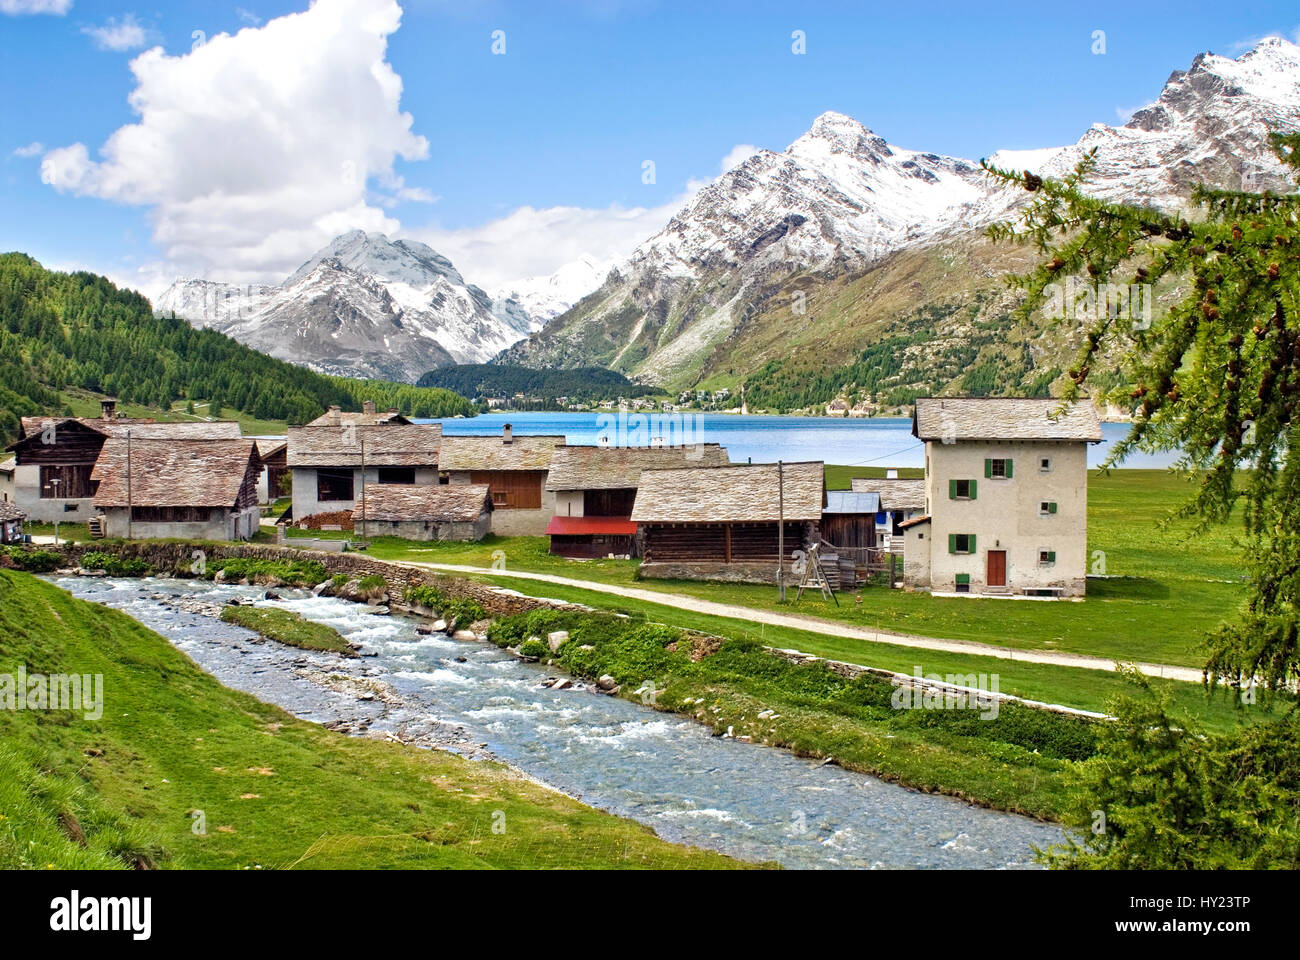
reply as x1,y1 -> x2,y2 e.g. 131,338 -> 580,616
987,550 -> 1007,587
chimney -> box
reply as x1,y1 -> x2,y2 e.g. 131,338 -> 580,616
503,423 -> 513,445
100,398 -> 117,421
327,405 -> 341,426
362,400 -> 376,415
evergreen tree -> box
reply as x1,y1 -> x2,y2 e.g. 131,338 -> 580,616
985,132 -> 1300,868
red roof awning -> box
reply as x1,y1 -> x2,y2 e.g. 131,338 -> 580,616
546,516 -> 639,536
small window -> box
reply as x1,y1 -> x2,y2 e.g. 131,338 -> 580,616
1039,549 -> 1056,564
985,458 -> 1013,479
955,573 -> 971,594
1040,457 -> 1052,472
1039,501 -> 1058,516
949,478 -> 977,500
377,467 -> 415,485
492,490 -> 509,506
949,533 -> 976,555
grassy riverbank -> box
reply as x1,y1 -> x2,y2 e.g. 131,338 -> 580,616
220,604 -> 358,657
0,570 -> 748,870
487,606 -> 1089,819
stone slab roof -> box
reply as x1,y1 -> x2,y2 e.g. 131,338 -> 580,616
353,483 -> 492,523
545,443 -> 730,491
286,424 -> 442,469
631,461 -> 825,524
912,398 -> 1103,442
438,434 -> 565,472
849,477 -> 927,510
91,438 -> 259,508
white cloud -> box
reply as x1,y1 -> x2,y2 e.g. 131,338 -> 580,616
236,7 -> 262,25
42,0 -> 428,287
12,141 -> 44,158
0,0 -> 72,14
411,144 -> 756,290
82,13 -> 149,51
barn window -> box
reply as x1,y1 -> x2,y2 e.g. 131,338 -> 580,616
317,469 -> 354,502
1040,457 -> 1052,472
377,467 -> 415,485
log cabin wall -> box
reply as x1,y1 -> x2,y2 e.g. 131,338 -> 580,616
821,513 -> 878,550
642,521 -> 809,563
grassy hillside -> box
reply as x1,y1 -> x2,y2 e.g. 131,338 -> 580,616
0,252 -> 477,445
0,569 -> 744,869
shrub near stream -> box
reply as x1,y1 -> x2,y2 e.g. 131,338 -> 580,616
487,609 -> 1097,818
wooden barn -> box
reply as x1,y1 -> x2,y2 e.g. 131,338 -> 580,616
544,442 -> 730,558
631,461 -> 826,584
438,425 -> 565,536
821,490 -> 881,550
91,438 -> 263,540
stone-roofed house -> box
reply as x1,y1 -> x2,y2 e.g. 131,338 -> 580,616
91,438 -> 263,540
631,460 -> 826,584
4,399 -> 243,523
438,424 -> 565,536
286,422 -> 442,521
906,397 -> 1103,598
0,457 -> 15,507
544,442 -> 730,557
352,483 -> 492,541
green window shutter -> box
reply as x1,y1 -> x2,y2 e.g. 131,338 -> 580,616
949,478 -> 957,500
969,479 -> 977,500
969,534 -> 976,554
984,458 -> 993,478
948,533 -> 957,554
1005,459 -> 1014,479
956,574 -> 970,586
1048,501 -> 1057,514
1047,551 -> 1056,562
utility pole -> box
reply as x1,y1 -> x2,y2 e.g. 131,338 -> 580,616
777,459 -> 785,602
359,436 -> 366,541
50,478 -> 60,545
126,429 -> 133,541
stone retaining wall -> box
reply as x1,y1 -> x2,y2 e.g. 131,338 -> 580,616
41,540 -> 565,620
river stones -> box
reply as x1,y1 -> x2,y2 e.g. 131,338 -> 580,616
546,630 -> 570,652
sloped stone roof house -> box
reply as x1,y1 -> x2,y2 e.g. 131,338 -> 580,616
544,443 -> 730,557
91,438 -> 262,540
906,398 -> 1102,598
631,461 -> 825,583
352,483 -> 492,542
438,425 -> 565,536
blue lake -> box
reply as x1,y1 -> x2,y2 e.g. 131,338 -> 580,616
424,412 -> 1178,470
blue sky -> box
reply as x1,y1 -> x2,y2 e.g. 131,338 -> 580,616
2,0 -> 1297,295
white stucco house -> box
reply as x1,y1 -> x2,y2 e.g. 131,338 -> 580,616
903,398 -> 1102,598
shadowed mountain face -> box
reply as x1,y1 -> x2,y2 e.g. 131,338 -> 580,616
500,39 -> 1300,399
155,231 -> 539,383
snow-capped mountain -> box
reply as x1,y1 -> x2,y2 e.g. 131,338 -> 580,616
155,231 -> 540,383
502,38 -> 1300,384
490,254 -> 618,323
989,36 -> 1300,203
